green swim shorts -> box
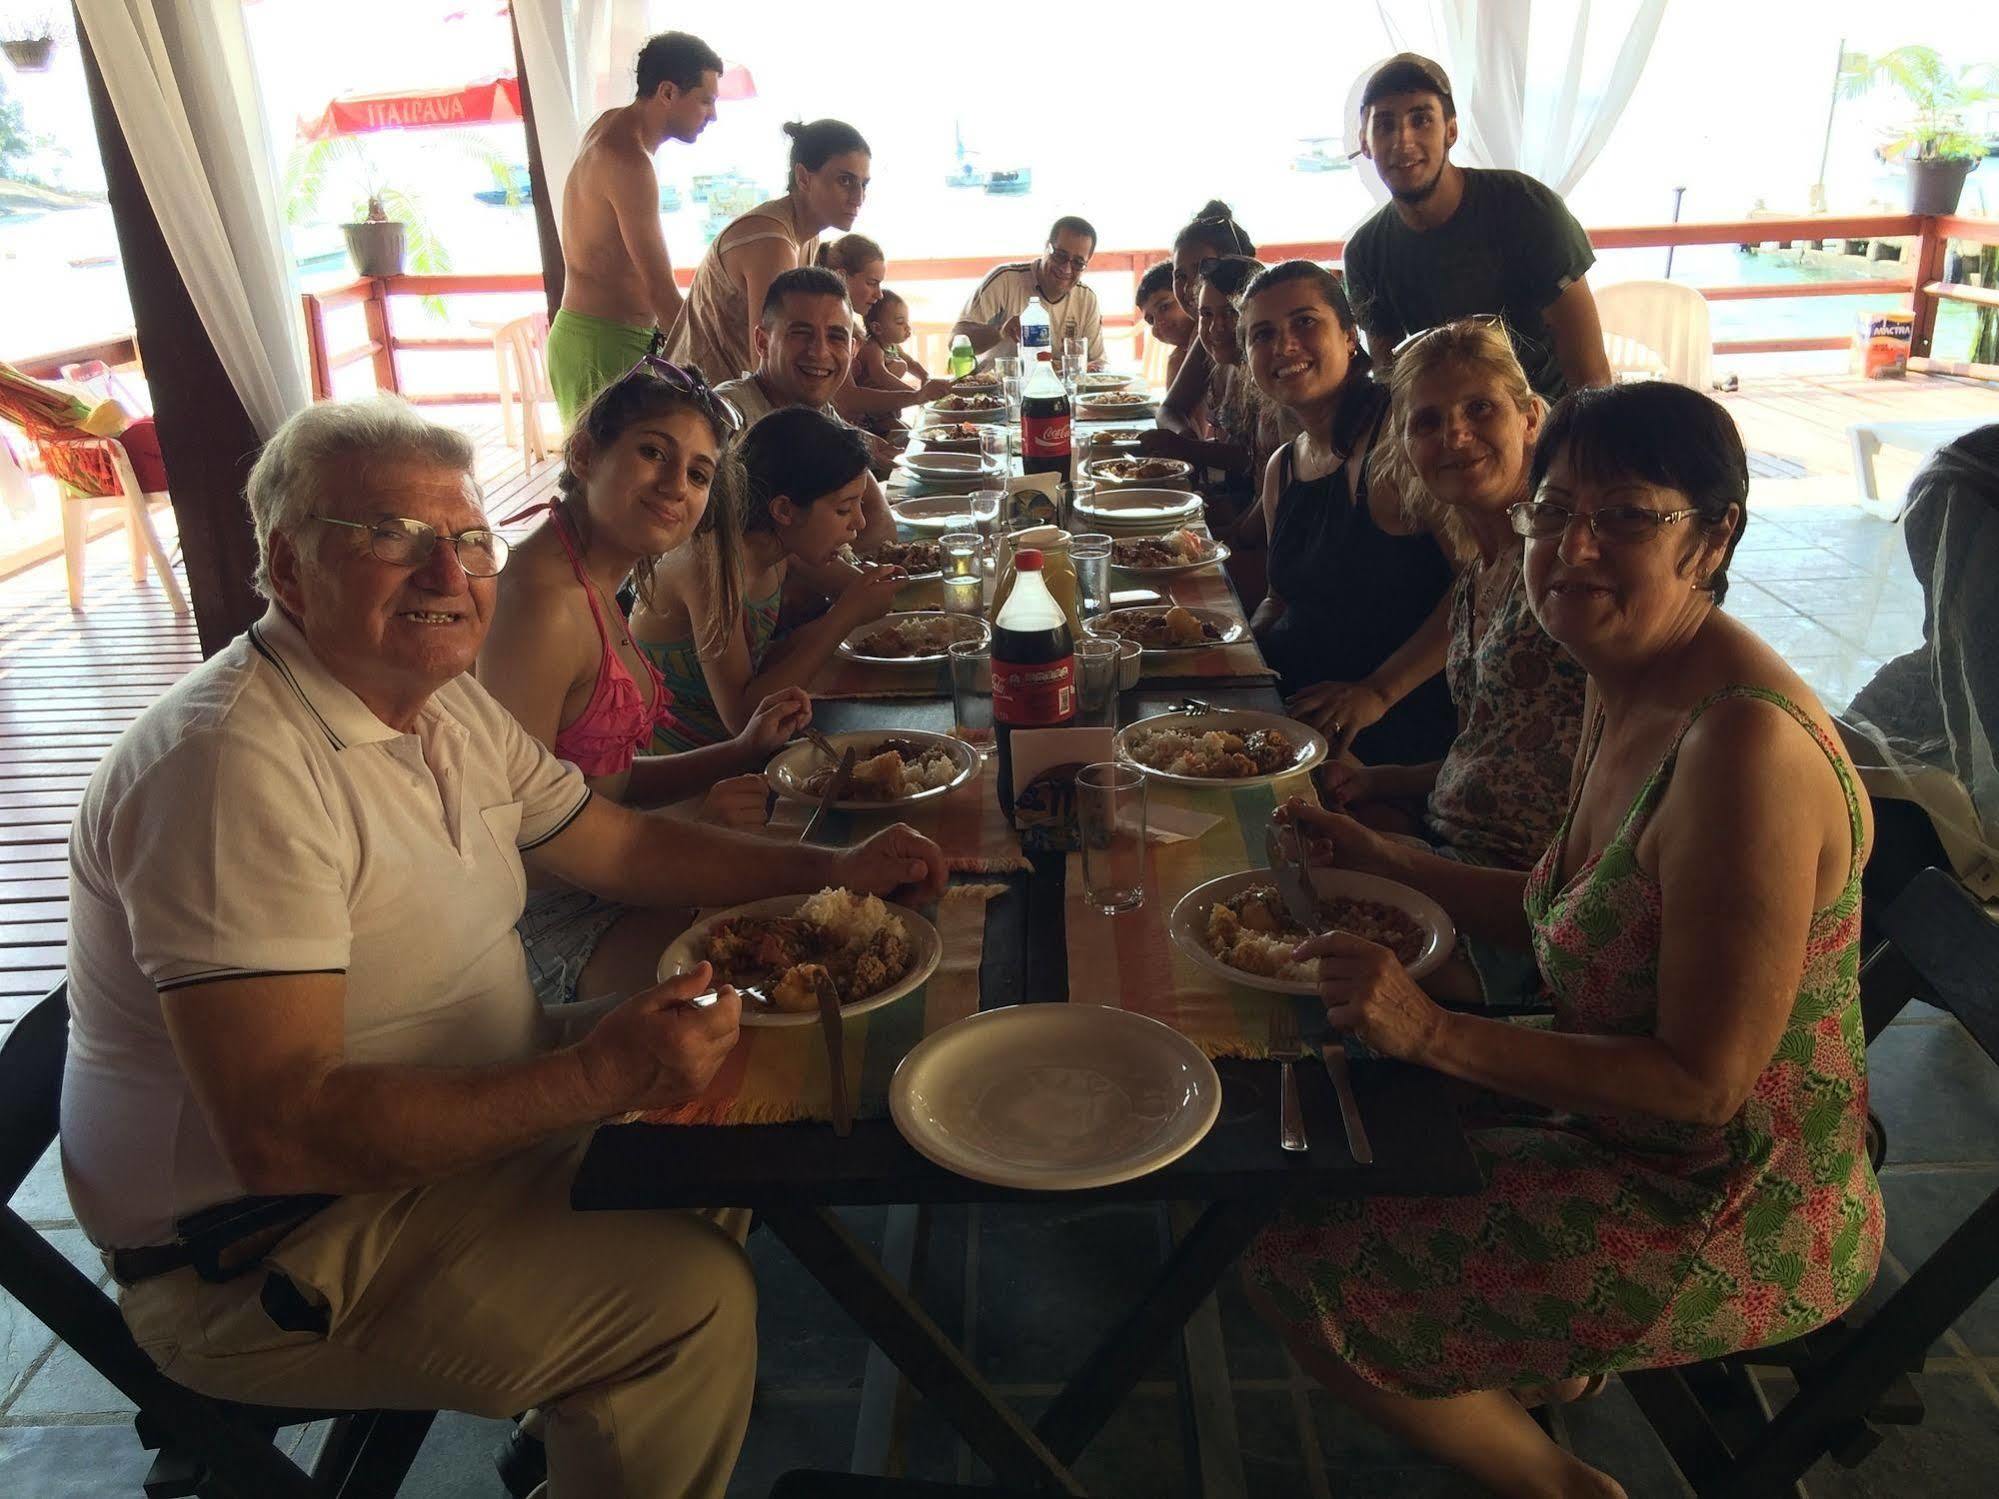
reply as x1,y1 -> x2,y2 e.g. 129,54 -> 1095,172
546,309 -> 658,424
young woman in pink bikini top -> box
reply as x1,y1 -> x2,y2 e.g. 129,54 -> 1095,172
478,360 -> 811,827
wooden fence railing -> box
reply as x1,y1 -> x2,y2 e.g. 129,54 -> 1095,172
290,212 -> 1999,403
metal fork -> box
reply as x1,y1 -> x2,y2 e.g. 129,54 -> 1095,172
1178,696 -> 1215,717
1270,1005 -> 1308,1154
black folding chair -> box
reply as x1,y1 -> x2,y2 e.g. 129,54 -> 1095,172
0,983 -> 433,1498
1623,868 -> 1999,1497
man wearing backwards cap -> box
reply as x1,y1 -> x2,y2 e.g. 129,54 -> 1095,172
1341,52 -> 1611,401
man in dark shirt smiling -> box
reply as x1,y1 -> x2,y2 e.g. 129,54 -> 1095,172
1342,53 -> 1612,401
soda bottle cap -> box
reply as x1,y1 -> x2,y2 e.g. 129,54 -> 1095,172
1015,549 -> 1044,570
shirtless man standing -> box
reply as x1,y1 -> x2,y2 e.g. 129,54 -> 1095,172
547,31 -> 724,423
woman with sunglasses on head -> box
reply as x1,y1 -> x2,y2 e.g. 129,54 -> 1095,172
1324,319 -> 1588,1004
477,363 -> 814,1006
670,118 -> 871,383
1247,382 -> 1882,1499
1239,259 -> 1458,763
634,405 -> 903,753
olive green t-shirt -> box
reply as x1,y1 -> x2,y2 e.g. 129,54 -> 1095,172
1342,167 -> 1596,401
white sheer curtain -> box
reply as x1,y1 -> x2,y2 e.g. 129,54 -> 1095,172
1346,0 -> 1667,204
513,0 -> 650,234
74,0 -> 308,436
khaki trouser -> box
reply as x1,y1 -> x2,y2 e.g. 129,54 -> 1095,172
117,1133 -> 756,1499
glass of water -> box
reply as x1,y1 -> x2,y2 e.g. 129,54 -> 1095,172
1077,762 -> 1147,915
968,487 -> 1004,547
1074,636 -> 1122,727
948,639 -> 995,759
978,424 -> 1010,478
1069,532 -> 1113,617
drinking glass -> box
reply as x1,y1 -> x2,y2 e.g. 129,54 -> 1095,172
978,424 -> 1010,478
942,575 -> 983,617
1064,479 -> 1098,531
1074,637 -> 1122,727
1063,336 -> 1089,377
1000,374 -> 1023,426
1077,762 -> 1147,915
939,531 -> 982,579
1069,532 -> 1113,617
948,640 -> 996,758
968,488 -> 1004,546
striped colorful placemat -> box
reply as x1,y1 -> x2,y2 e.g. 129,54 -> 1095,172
640,881 -> 1002,1126
1063,770 -> 1322,1059
1126,563 -> 1277,683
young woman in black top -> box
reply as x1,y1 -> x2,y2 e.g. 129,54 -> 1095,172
1241,260 -> 1459,765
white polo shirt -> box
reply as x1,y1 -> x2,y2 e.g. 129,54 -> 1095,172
61,606 -> 591,1248
714,373 -> 840,428
958,262 -> 1105,365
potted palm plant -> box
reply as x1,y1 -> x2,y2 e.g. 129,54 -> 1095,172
1842,45 -> 1998,216
0,9 -> 60,72
283,134 -> 518,293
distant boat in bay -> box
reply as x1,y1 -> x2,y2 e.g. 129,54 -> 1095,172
1291,137 -> 1352,174
984,168 -> 1032,197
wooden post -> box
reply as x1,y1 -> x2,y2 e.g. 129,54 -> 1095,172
76,13 -> 264,655
302,291 -> 333,398
1910,215 -> 1948,359
510,11 -> 564,322
362,280 -> 401,393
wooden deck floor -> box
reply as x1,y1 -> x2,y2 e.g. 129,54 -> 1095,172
0,418 -> 559,1028
2,374 -> 1996,1034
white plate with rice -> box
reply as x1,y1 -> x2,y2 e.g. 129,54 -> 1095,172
658,889 -> 943,1028
1168,869 -> 1455,994
765,729 -> 978,811
838,611 -> 991,665
1115,708 -> 1326,787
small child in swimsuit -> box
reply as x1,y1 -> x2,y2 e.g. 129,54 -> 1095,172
851,290 -> 929,435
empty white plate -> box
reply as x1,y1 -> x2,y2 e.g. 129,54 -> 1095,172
890,1005 -> 1221,1189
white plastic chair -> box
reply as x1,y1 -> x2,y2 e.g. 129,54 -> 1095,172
493,312 -> 554,465
1594,279 -> 1715,391
60,438 -> 189,615
0,429 -> 35,520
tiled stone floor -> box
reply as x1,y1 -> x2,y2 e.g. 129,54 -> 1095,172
5,498 -> 1994,1497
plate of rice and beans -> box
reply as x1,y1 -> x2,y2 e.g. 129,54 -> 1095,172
658,888 -> 943,1026
1167,869 -> 1455,993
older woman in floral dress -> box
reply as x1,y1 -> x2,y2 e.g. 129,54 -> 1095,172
1248,381 -> 1883,1499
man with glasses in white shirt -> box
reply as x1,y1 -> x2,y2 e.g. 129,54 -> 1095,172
62,396 -> 946,1499
951,214 -> 1106,367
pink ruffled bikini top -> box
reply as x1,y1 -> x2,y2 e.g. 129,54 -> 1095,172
522,504 -> 678,777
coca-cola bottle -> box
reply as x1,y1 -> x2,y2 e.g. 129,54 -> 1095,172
1019,353 -> 1072,494
991,548 -> 1076,826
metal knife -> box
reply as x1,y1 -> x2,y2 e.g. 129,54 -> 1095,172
1319,1042 -> 1373,1165
1264,822 -> 1375,1166
800,747 -> 856,845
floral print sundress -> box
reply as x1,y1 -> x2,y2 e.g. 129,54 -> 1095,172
1246,686 -> 1884,1396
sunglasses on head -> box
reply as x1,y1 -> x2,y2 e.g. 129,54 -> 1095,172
619,353 -> 745,435
1391,313 -> 1507,358
1195,253 -> 1262,282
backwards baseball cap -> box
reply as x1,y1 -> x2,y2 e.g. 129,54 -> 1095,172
1360,52 -> 1455,117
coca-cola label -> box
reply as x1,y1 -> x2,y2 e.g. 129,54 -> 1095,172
1021,413 -> 1070,458
992,654 -> 1075,725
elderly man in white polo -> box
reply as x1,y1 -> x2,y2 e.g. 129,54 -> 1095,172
60,397 -> 947,1499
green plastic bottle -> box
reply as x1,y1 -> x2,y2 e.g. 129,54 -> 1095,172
949,334 -> 975,380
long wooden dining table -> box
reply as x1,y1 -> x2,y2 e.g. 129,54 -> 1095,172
573,681 -> 1484,1494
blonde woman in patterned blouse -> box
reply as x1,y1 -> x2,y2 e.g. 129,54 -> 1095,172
1324,319 -> 1588,1002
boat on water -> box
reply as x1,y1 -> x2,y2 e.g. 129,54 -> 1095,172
1291,137 -> 1351,174
473,164 -> 533,207
984,168 -> 1032,197
945,122 -> 986,190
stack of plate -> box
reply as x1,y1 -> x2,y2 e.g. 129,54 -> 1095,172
1074,390 -> 1158,422
893,450 -> 1003,494
923,397 -> 1007,425
1070,486 -> 1204,536
890,494 -> 983,533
